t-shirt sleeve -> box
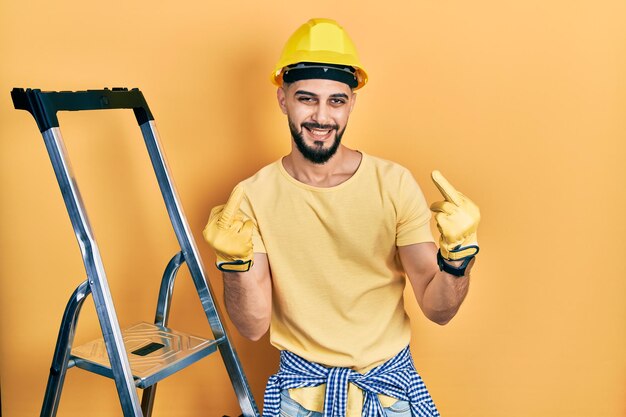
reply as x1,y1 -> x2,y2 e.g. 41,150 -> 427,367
237,182 -> 267,253
395,169 -> 435,246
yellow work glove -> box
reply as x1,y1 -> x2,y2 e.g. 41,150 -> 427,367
203,185 -> 254,272
430,170 -> 480,261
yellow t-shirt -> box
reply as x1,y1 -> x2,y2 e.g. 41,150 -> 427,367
238,153 -> 434,416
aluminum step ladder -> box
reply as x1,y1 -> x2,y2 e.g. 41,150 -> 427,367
11,87 -> 260,417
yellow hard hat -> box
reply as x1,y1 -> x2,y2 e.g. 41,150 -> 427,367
271,18 -> 368,90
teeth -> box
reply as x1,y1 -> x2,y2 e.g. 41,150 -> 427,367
310,129 -> 330,136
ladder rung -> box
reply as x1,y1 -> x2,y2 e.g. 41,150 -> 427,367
71,322 -> 220,389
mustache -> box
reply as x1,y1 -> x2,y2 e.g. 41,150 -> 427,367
301,122 -> 339,131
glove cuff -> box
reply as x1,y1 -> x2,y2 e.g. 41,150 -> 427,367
440,243 -> 480,261
437,249 -> 475,277
217,259 -> 253,272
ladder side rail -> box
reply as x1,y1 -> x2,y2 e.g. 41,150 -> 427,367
141,251 -> 185,416
139,122 -> 225,334
153,251 -> 185,327
139,121 -> 260,417
40,128 -> 143,417
41,280 -> 91,417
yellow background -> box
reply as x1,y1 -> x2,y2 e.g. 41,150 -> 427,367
1,0 -> 625,416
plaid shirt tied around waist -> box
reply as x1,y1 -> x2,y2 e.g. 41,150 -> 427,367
263,346 -> 440,417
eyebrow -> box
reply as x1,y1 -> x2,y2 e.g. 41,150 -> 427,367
294,90 -> 350,99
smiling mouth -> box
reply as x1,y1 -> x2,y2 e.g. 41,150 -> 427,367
302,123 -> 338,141
305,127 -> 333,139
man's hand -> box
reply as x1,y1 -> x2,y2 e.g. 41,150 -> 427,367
203,185 -> 254,272
430,170 -> 480,261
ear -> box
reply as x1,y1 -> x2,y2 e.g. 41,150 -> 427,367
277,87 -> 288,115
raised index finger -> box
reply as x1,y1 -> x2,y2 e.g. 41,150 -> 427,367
431,170 -> 462,206
217,185 -> 244,229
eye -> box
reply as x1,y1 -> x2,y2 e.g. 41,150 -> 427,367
297,96 -> 316,104
329,98 -> 347,106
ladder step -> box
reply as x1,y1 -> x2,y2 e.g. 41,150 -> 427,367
71,322 -> 220,389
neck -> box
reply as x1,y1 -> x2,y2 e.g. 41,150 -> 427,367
282,145 -> 362,188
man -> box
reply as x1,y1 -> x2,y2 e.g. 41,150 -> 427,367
204,18 -> 480,417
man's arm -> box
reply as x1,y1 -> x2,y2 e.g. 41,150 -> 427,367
203,185 -> 272,340
398,242 -> 473,325
399,170 -> 480,325
222,252 -> 272,341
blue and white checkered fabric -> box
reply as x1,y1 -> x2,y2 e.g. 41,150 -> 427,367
263,346 -> 439,417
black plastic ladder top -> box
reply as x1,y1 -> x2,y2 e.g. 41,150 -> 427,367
11,88 -> 154,133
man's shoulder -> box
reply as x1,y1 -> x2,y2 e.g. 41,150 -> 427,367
363,153 -> 413,178
239,159 -> 282,189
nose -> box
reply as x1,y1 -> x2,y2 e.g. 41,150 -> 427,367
312,102 -> 331,125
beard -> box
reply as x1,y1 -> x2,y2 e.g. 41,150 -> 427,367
289,119 -> 347,165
